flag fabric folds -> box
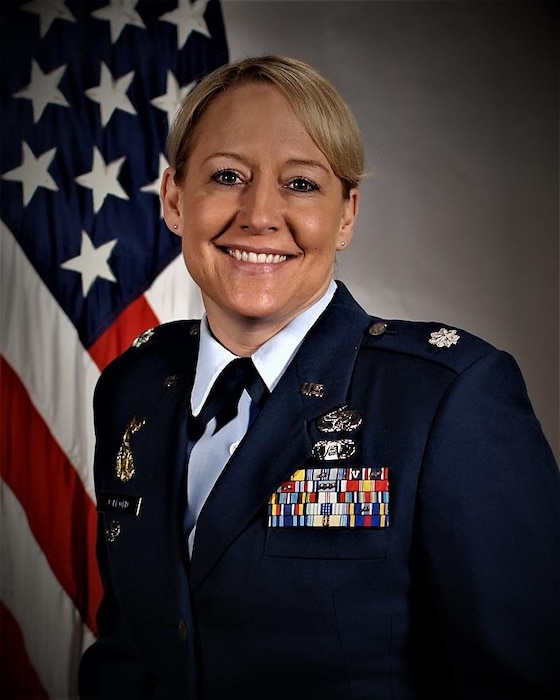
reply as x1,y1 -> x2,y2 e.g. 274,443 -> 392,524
0,1 -> 228,697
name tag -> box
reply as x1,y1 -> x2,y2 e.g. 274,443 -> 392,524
98,492 -> 142,517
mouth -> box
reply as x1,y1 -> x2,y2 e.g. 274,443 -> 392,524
226,248 -> 289,264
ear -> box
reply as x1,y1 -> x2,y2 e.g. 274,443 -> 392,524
160,166 -> 183,236
337,188 -> 359,251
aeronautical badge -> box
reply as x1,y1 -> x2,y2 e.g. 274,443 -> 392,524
317,405 -> 362,433
312,439 -> 356,461
115,417 -> 146,482
132,328 -> 155,348
428,327 -> 460,348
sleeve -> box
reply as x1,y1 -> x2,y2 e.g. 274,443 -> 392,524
418,349 -> 560,699
78,369 -> 154,700
78,521 -> 154,699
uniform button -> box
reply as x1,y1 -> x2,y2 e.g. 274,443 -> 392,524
178,618 -> 188,643
369,321 -> 388,336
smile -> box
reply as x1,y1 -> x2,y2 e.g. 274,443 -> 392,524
226,248 -> 288,264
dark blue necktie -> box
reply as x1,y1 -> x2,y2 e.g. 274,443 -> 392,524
188,357 -> 269,441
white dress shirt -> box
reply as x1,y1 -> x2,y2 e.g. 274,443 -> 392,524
186,280 -> 337,556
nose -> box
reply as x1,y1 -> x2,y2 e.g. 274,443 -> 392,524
237,177 -> 282,233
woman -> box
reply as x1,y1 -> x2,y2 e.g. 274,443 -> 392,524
79,55 -> 560,699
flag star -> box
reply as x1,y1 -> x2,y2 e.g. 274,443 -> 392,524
75,147 -> 129,214
1,141 -> 58,206
151,72 -> 195,127
91,0 -> 145,44
140,153 -> 169,197
13,60 -> 69,123
22,0 -> 76,38
61,231 -> 118,297
159,0 -> 210,50
85,62 -> 136,128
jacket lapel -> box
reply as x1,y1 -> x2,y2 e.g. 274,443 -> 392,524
189,283 -> 371,591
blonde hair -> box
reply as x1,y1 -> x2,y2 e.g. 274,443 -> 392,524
167,55 -> 364,197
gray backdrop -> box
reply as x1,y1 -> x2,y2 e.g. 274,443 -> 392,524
221,0 -> 559,458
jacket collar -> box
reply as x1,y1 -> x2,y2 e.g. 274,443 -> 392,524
188,282 -> 371,591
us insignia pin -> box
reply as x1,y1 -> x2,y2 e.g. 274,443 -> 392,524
312,439 -> 356,461
116,417 -> 146,482
317,405 -> 362,433
301,382 -> 324,398
132,328 -> 155,348
164,374 -> 180,388
428,327 -> 460,348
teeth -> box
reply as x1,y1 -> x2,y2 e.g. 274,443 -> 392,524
227,249 -> 287,264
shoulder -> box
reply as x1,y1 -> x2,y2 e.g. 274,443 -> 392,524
95,320 -> 201,398
360,315 -> 500,376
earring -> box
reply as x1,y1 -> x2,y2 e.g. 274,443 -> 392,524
340,240 -> 345,247
173,224 -> 178,230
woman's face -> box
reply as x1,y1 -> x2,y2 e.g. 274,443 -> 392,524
162,82 -> 358,332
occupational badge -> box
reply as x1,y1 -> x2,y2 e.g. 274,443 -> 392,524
317,405 -> 362,433
428,327 -> 460,348
312,439 -> 356,461
115,417 -> 146,482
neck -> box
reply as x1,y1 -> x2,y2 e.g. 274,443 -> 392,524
203,310 -> 286,357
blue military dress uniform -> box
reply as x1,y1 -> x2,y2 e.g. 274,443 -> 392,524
79,282 -> 560,699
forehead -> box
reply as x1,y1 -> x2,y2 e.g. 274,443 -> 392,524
190,82 -> 328,163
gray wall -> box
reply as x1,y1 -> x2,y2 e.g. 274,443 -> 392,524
221,0 -> 559,458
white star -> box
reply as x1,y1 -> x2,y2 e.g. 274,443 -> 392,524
91,0 -> 145,44
1,141 -> 58,206
75,147 -> 129,214
85,62 -> 136,127
22,0 -> 76,38
61,231 -> 117,297
151,72 -> 195,127
159,0 -> 210,50
140,153 -> 169,197
13,60 -> 69,123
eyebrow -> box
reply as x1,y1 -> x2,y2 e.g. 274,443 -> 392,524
203,152 -> 331,175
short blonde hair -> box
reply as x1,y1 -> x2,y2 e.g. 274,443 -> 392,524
167,55 -> 364,197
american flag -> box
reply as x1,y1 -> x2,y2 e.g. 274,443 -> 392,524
0,1 -> 228,697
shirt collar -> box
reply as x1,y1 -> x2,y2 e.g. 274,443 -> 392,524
191,280 -> 337,415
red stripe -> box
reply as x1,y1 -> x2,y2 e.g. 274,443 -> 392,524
0,357 -> 101,635
88,294 -> 160,371
0,602 -> 49,700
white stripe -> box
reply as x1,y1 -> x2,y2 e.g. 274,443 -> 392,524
144,252 -> 204,323
0,219 -> 98,499
0,479 -> 95,699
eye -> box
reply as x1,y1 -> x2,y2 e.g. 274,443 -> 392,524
211,169 -> 244,186
285,177 -> 319,193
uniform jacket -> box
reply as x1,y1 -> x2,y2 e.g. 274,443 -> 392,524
79,282 -> 560,700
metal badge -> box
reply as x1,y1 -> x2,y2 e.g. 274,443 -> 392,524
301,382 -> 324,398
428,327 -> 460,348
132,328 -> 155,348
317,405 -> 362,433
312,439 -> 356,461
115,417 -> 146,482
105,521 -> 121,543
